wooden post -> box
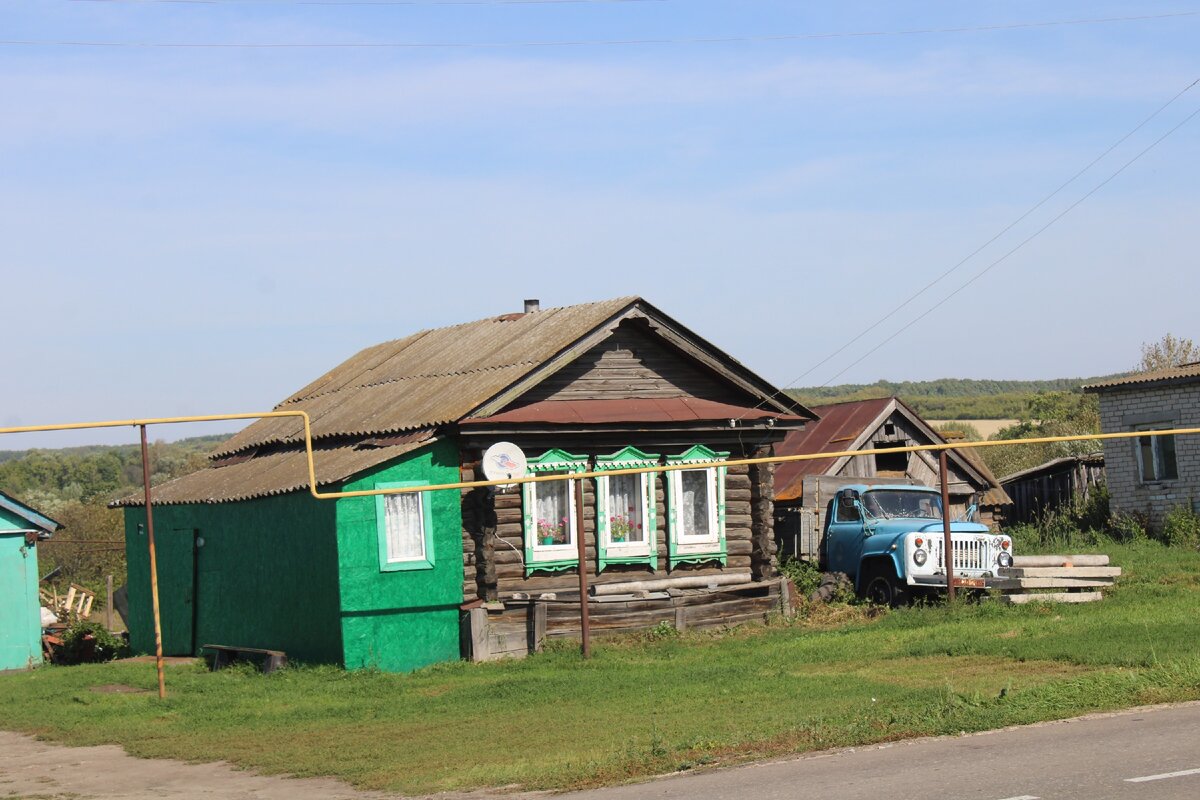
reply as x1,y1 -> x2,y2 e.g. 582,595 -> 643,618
105,574 -> 114,631
140,425 -> 166,699
939,449 -> 956,602
575,476 -> 590,659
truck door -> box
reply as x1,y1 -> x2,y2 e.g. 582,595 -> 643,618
825,495 -> 866,577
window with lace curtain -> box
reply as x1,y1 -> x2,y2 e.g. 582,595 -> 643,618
595,446 -> 658,571
374,481 -> 434,571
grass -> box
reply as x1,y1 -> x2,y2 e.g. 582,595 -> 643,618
2,540 -> 1198,795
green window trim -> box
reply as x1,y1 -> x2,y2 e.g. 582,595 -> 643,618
666,445 -> 728,570
595,446 -> 660,573
374,480 -> 435,572
523,449 -> 589,577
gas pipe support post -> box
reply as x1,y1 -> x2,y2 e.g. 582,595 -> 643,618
575,475 -> 590,659
939,449 -> 956,602
140,425 -> 167,699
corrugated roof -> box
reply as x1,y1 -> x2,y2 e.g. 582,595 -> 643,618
461,397 -> 811,426
1083,363 -> 1200,392
112,434 -> 435,506
773,398 -> 1009,505
774,398 -> 894,500
0,490 -> 62,534
214,297 -> 639,456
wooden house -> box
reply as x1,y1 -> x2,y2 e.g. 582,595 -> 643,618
0,491 -> 60,671
772,397 -> 1010,562
117,298 -> 815,671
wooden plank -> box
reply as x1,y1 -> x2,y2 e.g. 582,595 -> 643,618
997,591 -> 1104,604
1011,554 -> 1110,567
1000,566 -> 1121,579
467,607 -> 490,662
990,577 -> 1115,589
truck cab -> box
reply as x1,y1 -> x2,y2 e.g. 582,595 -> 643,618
825,484 -> 1012,605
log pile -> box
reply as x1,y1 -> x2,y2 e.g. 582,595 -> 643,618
993,554 -> 1120,604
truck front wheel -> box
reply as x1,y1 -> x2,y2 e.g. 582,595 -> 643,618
862,564 -> 909,608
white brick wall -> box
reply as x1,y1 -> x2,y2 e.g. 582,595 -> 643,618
1096,381 -> 1200,531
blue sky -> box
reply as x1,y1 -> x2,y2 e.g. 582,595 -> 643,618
3,1 -> 1199,448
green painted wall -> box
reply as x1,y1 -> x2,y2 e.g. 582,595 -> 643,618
124,491 -> 341,664
336,439 -> 464,672
0,509 -> 42,671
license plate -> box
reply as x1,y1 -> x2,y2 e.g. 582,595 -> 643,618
952,577 -> 986,588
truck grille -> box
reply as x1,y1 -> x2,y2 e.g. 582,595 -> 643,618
929,536 -> 994,575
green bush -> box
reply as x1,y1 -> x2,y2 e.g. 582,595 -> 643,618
1109,511 -> 1147,544
777,557 -> 823,598
1162,506 -> 1200,550
57,620 -> 130,665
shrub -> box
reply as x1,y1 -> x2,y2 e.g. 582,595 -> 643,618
1109,511 -> 1148,544
57,620 -> 130,665
777,557 -> 823,598
1162,505 -> 1200,550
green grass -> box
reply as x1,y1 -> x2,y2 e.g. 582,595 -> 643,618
2,541 -> 1198,794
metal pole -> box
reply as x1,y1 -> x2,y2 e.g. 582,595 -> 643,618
140,425 -> 167,699
574,475 -> 590,659
939,450 -> 956,602
105,574 -> 114,631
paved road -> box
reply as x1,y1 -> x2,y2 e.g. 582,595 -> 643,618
1,702 -> 1198,799
565,701 -> 1200,800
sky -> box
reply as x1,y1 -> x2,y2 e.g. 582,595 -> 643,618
3,1 -> 1199,449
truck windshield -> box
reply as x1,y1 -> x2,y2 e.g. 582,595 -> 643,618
861,490 -> 942,520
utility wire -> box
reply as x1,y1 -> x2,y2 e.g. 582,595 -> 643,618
66,0 -> 665,6
783,76 -> 1200,390
820,100 -> 1200,388
4,9 -> 1198,48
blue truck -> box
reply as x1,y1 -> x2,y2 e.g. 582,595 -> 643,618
824,484 -> 1013,605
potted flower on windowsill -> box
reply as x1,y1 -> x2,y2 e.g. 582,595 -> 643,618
537,517 -> 566,546
609,509 -> 639,544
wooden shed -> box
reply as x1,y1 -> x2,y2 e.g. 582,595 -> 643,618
118,297 -> 815,670
999,453 -> 1105,525
0,491 -> 60,671
772,397 -> 1010,563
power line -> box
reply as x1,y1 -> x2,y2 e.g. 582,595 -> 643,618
820,99 -> 1200,388
4,9 -> 1199,48
784,76 -> 1200,390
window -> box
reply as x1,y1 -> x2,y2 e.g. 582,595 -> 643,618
374,481 -> 434,571
666,445 -> 728,568
1137,431 -> 1178,482
595,446 -> 659,571
522,449 -> 588,574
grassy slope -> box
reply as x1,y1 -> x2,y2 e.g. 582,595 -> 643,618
1,541 -> 1197,794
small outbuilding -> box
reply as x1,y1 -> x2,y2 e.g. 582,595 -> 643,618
999,453 -> 1105,525
0,491 -> 60,671
772,397 -> 1010,562
1084,363 -> 1200,532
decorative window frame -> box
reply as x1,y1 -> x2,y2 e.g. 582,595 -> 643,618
374,481 -> 435,572
594,446 -> 659,572
666,445 -> 728,569
522,449 -> 589,576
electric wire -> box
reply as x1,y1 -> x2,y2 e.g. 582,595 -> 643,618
820,99 -> 1200,388
66,0 -> 664,6
4,9 -> 1198,48
785,76 -> 1200,390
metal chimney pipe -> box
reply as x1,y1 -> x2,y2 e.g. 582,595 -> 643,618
523,298 -> 540,313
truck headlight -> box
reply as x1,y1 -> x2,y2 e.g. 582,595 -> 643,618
913,548 -> 928,566
997,552 -> 1013,568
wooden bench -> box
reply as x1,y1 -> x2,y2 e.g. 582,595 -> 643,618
202,644 -> 287,674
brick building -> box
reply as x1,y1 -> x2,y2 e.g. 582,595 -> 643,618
1084,364 -> 1200,531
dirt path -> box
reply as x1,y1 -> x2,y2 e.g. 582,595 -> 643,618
0,731 -> 406,800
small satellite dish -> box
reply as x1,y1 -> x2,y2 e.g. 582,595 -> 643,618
482,442 -> 527,491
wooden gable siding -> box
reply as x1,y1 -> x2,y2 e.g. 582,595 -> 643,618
508,322 -> 746,406
836,411 -> 976,493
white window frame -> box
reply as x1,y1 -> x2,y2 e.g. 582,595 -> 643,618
529,469 -> 578,559
669,467 -> 721,546
374,481 -> 434,572
598,470 -> 653,558
522,449 -> 588,573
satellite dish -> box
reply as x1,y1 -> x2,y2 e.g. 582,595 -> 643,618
482,442 -> 527,490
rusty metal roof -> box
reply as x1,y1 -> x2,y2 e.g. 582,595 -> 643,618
999,452 -> 1105,485
461,397 -> 811,427
1083,363 -> 1200,392
112,434 -> 436,506
773,398 -> 1009,505
214,297 -> 640,456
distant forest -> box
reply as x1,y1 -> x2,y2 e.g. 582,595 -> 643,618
788,376 -> 1117,419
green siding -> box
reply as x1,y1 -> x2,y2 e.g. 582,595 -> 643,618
124,492 -> 341,664
336,440 -> 464,672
